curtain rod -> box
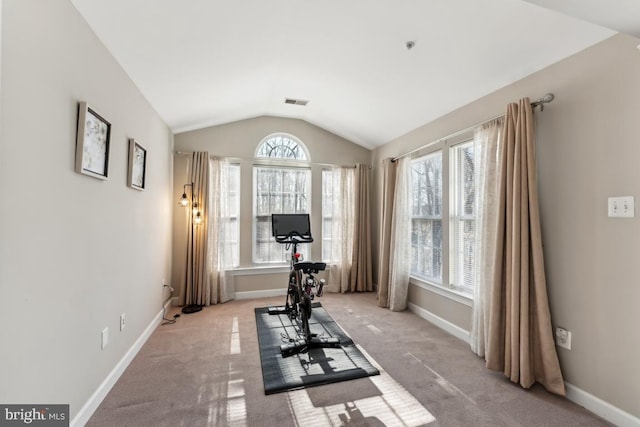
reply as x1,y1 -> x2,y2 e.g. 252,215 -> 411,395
174,151 -> 368,169
391,93 -> 555,162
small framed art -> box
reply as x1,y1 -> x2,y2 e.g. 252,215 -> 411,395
75,102 -> 111,179
127,139 -> 147,190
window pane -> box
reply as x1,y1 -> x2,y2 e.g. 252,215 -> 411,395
322,170 -> 333,262
410,152 -> 443,283
254,166 -> 310,263
227,165 -> 240,267
411,154 -> 442,218
411,218 -> 442,280
256,134 -> 308,160
451,141 -> 475,293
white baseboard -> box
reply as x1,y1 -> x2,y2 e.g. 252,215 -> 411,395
407,302 -> 470,343
234,288 -> 287,300
70,301 -> 169,427
408,302 -> 639,427
565,382 -> 640,427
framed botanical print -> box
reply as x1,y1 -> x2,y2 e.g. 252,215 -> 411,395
127,139 -> 147,190
75,102 -> 111,179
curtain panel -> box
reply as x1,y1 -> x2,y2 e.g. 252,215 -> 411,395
326,164 -> 373,293
182,154 -> 236,307
470,118 -> 505,357
376,159 -> 396,308
184,152 -> 210,306
473,98 -> 565,396
350,164 -> 373,292
376,157 -> 411,310
326,167 -> 355,293
387,157 -> 412,311
207,158 -> 236,304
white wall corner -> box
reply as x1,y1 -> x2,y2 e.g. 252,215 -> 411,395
565,382 -> 640,427
234,288 -> 287,300
70,307 -> 166,427
407,302 -> 470,343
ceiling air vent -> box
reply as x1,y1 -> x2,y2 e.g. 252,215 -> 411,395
284,98 -> 308,106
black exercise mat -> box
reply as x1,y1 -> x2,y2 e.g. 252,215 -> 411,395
255,302 -> 380,395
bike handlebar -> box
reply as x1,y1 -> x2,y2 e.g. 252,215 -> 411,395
274,231 -> 314,244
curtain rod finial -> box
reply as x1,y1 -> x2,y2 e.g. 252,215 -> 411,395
541,93 -> 554,103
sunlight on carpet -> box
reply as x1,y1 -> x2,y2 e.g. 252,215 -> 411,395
287,346 -> 435,426
205,317 -> 248,426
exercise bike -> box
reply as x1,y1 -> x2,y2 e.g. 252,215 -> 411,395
268,214 -> 340,356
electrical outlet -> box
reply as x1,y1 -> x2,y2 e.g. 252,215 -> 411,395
555,327 -> 571,350
120,313 -> 126,331
101,327 -> 109,350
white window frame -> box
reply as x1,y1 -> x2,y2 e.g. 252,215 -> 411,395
409,133 -> 476,302
321,169 -> 348,262
449,140 -> 475,296
410,151 -> 444,284
226,164 -> 241,268
252,134 -> 312,265
255,133 -> 309,162
321,169 -> 332,262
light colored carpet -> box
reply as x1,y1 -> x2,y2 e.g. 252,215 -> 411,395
87,292 -> 612,426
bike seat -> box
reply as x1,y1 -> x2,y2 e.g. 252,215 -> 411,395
294,262 -> 327,274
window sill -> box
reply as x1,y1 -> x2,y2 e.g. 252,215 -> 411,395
232,265 -> 289,276
232,262 -> 333,276
409,276 -> 473,307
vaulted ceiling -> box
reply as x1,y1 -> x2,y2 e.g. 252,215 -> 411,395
69,0 -> 637,149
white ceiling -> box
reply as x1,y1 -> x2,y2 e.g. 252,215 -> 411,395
522,0 -> 640,37
69,0 -> 632,149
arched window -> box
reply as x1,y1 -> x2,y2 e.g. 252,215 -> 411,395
253,133 -> 311,263
255,134 -> 309,161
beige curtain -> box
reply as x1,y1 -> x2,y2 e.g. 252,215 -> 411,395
376,157 -> 411,311
326,167 -> 355,293
387,157 -> 412,311
184,152 -> 210,307
349,164 -> 373,292
207,158 -> 235,305
376,159 -> 396,307
484,99 -> 565,395
470,118 -> 504,357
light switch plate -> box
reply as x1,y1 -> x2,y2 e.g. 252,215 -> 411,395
608,196 -> 634,218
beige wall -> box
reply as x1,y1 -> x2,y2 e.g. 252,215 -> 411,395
173,116 -> 371,297
373,33 -> 640,419
0,0 -> 173,421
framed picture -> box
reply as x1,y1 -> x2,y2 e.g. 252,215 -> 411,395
127,139 -> 147,190
75,102 -> 111,179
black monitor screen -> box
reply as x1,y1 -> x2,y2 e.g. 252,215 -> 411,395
271,214 -> 311,239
